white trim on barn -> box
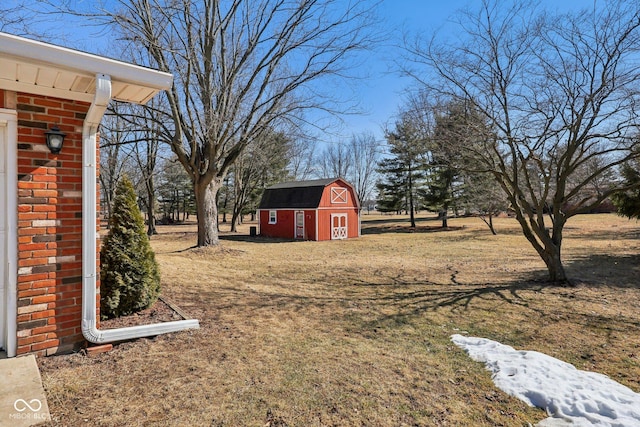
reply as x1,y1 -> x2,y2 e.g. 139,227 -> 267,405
295,211 -> 305,239
330,187 -> 348,204
330,213 -> 348,240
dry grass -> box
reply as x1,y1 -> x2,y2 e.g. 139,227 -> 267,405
39,213 -> 640,426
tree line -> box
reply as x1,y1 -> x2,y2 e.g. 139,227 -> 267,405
99,117 -> 382,234
376,100 -> 509,234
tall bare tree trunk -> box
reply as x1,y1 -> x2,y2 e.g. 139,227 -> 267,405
408,165 -> 416,228
146,179 -> 157,236
195,179 -> 221,246
440,210 -> 448,228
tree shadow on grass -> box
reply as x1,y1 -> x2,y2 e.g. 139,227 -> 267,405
565,253 -> 640,288
360,215 -> 465,235
361,224 -> 466,235
347,272 -> 552,318
566,228 -> 640,241
170,250 -> 640,341
155,235 -> 294,253
345,254 -> 640,338
220,234 -> 292,244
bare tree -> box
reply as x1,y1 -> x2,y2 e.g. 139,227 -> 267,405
462,171 -> 510,235
348,131 -> 379,207
156,158 -> 194,223
99,111 -> 136,225
287,135 -> 317,180
0,2 -> 26,32
101,101 -> 166,236
88,0 -> 378,246
229,130 -> 291,231
404,0 -> 640,283
131,117 -> 161,236
318,142 -> 353,179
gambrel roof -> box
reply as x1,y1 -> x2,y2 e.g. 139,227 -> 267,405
259,178 -> 359,209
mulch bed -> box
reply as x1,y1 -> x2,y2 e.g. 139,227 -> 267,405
99,297 -> 186,329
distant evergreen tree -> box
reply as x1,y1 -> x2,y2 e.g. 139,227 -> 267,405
427,98 -> 499,228
100,175 -> 161,319
376,114 -> 428,227
375,167 -> 405,214
422,156 -> 459,228
612,159 -> 640,219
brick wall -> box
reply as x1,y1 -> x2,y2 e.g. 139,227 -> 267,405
14,92 -> 99,356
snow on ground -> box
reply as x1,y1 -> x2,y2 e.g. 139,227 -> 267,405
451,334 -> 640,427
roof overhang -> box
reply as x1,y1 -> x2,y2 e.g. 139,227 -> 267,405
0,32 -> 172,104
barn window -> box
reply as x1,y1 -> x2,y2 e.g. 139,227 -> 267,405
269,210 -> 277,224
331,187 -> 348,204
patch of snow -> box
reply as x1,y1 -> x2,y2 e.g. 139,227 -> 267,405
451,334 -> 640,427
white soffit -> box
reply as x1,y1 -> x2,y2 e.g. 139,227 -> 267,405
0,32 -> 172,104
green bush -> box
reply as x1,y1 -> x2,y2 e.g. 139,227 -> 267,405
100,175 -> 161,319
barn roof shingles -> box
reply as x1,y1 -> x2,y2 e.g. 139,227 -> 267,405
259,178 -> 351,209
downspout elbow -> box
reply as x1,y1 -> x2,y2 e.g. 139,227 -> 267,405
82,318 -> 104,344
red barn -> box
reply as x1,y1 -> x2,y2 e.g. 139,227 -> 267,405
258,178 -> 361,241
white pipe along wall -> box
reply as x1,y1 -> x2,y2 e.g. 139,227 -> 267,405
81,73 -> 199,344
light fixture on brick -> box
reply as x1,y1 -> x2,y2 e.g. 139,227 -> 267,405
45,125 -> 66,154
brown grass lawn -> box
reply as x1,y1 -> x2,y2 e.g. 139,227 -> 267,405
39,213 -> 640,426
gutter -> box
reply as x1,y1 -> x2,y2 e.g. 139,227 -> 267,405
81,74 -> 199,344
0,32 -> 173,95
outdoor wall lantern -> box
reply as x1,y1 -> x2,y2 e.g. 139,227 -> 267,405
45,125 -> 66,154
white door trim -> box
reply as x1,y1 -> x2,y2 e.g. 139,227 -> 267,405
0,109 -> 18,357
331,213 -> 348,240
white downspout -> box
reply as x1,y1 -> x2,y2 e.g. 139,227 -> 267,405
81,74 -> 199,344
2,109 -> 18,357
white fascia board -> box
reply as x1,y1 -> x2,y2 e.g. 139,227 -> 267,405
0,79 -> 94,103
0,32 -> 172,99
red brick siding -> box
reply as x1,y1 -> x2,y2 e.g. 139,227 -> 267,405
15,93 -> 99,356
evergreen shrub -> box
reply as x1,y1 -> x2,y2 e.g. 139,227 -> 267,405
100,175 -> 161,319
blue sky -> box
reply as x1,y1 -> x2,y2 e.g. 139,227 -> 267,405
339,0 -> 594,143
339,0 -> 472,141
3,0 -> 590,144
2,0 -> 473,143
